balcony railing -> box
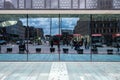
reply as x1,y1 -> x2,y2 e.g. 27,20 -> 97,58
0,0 -> 120,10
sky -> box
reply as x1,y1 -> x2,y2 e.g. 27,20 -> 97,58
20,18 -> 79,35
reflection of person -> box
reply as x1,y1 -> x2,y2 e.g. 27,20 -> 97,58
0,45 -> 1,52
57,41 -> 60,50
117,42 -> 119,53
85,41 -> 87,49
50,38 -> 54,47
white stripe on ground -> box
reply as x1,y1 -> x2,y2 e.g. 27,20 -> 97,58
48,62 -> 69,80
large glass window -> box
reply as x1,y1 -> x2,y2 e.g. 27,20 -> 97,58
0,14 -> 120,62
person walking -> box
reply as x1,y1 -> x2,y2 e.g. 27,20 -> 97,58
50,39 -> 54,48
117,42 -> 119,53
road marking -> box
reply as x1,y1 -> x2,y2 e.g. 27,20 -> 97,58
48,62 -> 69,80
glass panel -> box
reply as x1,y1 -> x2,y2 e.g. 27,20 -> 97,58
0,14 -> 27,61
18,0 -> 25,9
51,0 -> 58,9
91,14 -> 120,61
86,0 -> 97,9
60,14 -> 91,61
72,0 -> 79,9
113,0 -> 120,9
97,0 -> 113,9
32,0 -> 45,9
4,0 -> 18,9
0,0 -> 4,9
46,0 -> 51,9
26,0 -> 31,9
79,0 -> 85,9
27,14 -> 59,61
59,0 -> 71,9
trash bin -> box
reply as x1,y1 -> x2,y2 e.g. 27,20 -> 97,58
91,48 -> 98,54
107,49 -> 113,55
50,48 -> 55,53
77,49 -> 83,54
19,45 -> 25,54
7,48 -> 12,53
63,48 -> 69,54
36,48 -> 41,53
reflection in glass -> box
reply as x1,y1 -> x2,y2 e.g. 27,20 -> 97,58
5,0 -> 18,9
0,0 -> 4,9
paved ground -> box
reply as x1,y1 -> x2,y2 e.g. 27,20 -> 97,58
0,44 -> 120,61
0,44 -> 119,54
0,62 -> 119,80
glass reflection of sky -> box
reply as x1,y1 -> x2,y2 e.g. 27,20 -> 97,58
20,18 -> 79,35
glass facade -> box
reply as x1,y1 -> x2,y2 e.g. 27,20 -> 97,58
0,14 -> 120,61
0,0 -> 119,9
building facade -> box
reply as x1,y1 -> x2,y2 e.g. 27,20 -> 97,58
0,0 -> 119,9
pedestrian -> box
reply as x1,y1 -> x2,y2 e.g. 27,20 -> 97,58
84,38 -> 87,49
0,45 -> 1,53
50,39 -> 54,48
117,42 -> 119,53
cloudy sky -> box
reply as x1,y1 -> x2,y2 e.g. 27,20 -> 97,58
20,18 -> 79,35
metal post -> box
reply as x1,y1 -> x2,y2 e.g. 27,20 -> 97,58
89,14 -> 92,62
50,17 -> 52,36
26,14 -> 29,61
58,14 -> 61,61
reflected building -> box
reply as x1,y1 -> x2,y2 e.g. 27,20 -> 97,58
4,0 -> 15,9
91,18 -> 120,44
26,27 -> 44,40
61,29 -> 73,35
4,20 -> 25,41
74,20 -> 89,36
97,0 -> 113,9
0,0 -> 4,9
74,18 -> 120,44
